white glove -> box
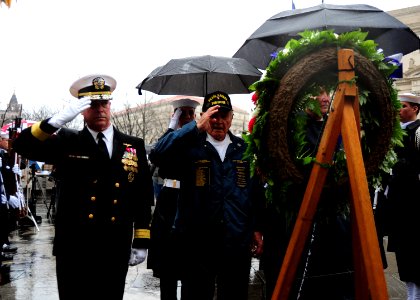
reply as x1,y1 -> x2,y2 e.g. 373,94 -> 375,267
168,108 -> 182,130
128,248 -> 147,266
8,195 -> 20,209
48,97 -> 92,128
12,164 -> 22,177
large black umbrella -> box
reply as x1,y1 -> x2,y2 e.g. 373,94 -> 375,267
233,4 -> 420,69
136,55 -> 263,97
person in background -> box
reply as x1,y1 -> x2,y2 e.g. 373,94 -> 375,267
261,86 -> 355,299
386,93 -> 420,300
147,97 -> 200,300
12,74 -> 154,300
151,91 -> 264,300
0,134 -> 22,262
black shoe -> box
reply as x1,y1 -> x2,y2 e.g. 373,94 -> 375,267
2,244 -> 18,253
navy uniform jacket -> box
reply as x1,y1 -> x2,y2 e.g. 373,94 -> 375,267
12,120 -> 153,258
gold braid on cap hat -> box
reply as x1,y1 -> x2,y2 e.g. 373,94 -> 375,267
77,76 -> 113,100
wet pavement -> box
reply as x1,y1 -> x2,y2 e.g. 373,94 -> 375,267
0,199 -> 265,300
0,199 -> 406,299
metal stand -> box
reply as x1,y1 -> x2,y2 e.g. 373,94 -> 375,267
29,164 -> 38,219
46,178 -> 56,223
21,164 -> 43,226
272,49 -> 388,299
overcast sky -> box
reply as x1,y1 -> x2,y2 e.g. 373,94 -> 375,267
0,0 -> 418,114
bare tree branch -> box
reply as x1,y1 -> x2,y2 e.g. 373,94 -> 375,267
111,95 -> 166,144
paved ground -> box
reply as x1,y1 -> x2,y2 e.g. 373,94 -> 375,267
0,198 -> 406,299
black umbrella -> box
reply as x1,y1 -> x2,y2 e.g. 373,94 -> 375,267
136,55 -> 262,97
233,4 -> 420,69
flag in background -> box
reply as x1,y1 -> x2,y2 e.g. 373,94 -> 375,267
292,0 -> 296,9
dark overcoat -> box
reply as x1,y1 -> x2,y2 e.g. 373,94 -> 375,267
387,119 -> 420,284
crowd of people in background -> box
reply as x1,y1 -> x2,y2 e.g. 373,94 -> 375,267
0,72 -> 419,300
0,132 -> 25,265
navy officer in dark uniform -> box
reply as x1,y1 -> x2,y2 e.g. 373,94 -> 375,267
13,74 -> 154,300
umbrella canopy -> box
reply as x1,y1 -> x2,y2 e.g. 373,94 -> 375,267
137,55 -> 263,97
233,4 -> 420,69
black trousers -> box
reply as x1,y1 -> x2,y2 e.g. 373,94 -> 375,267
0,203 -> 11,246
56,252 -> 129,300
182,247 -> 251,300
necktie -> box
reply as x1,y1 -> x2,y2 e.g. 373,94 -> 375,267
97,132 -> 109,159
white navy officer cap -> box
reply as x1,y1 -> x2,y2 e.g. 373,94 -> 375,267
171,98 -> 200,110
398,93 -> 420,105
69,74 -> 117,100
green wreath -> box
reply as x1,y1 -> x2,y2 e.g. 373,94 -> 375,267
243,30 -> 404,216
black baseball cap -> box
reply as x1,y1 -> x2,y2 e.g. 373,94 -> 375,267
202,91 -> 232,112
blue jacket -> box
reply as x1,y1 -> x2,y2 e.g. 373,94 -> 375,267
151,121 -> 263,252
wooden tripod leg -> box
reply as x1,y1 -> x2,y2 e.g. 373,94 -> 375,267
341,98 -> 388,300
351,192 -> 369,300
349,92 -> 369,300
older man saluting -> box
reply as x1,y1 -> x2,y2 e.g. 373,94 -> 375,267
151,91 -> 264,300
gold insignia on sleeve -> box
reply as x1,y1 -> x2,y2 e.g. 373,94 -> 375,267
31,122 -> 51,141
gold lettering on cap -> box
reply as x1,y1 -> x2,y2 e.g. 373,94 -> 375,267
208,93 -> 228,102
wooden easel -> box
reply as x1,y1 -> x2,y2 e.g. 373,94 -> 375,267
272,49 -> 388,299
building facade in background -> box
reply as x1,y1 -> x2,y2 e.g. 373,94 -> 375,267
389,5 -> 420,97
0,93 -> 21,128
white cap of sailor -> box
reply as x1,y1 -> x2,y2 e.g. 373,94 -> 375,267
398,93 -> 420,105
171,98 -> 200,110
69,74 -> 117,100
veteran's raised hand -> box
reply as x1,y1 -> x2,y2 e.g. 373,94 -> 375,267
168,108 -> 182,130
197,105 -> 220,132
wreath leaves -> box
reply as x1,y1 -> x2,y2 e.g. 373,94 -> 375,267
244,30 -> 403,216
